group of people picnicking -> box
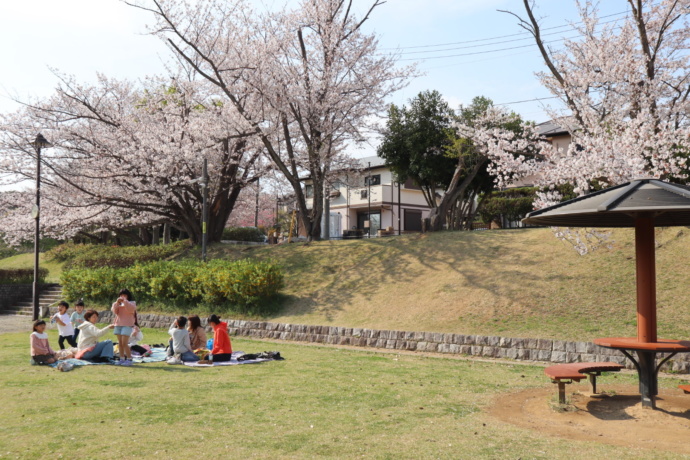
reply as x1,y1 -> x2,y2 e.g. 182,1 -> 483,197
29,288 -> 233,366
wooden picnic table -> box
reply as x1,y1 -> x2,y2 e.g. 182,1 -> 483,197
594,337 -> 690,408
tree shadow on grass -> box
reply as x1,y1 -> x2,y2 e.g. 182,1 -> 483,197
276,230 -> 548,324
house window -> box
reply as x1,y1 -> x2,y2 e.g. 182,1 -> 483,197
360,189 -> 368,199
403,177 -> 421,190
364,174 -> 381,186
305,184 -> 314,198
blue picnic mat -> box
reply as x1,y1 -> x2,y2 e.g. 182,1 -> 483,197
47,347 -> 168,367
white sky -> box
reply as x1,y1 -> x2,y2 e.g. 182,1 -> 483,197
0,0 -> 630,160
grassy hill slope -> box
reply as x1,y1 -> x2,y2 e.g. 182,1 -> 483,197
3,227 -> 689,341
203,227 -> 690,341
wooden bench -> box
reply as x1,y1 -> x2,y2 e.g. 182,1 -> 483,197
544,362 -> 624,404
679,384 -> 690,394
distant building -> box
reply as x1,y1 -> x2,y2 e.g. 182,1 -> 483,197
303,156 -> 439,238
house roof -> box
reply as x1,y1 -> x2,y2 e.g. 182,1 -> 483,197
356,155 -> 387,170
535,120 -> 570,137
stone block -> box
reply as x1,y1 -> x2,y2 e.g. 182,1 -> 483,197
498,337 -> 513,348
536,339 -> 553,350
482,346 -> 498,358
565,352 -> 581,363
551,351 -> 567,363
551,340 -> 566,352
536,350 -> 551,361
487,336 -> 501,347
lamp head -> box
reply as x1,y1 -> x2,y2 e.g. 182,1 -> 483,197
33,134 -> 52,150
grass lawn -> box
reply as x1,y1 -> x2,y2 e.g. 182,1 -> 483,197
0,252 -> 64,283
0,327 -> 683,459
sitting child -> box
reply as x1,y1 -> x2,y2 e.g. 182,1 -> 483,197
168,316 -> 199,362
187,315 -> 207,350
128,314 -> 150,356
31,320 -> 57,364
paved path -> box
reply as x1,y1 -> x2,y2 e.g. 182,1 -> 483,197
0,315 -> 33,334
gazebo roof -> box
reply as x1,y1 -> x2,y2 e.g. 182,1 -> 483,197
522,179 -> 690,227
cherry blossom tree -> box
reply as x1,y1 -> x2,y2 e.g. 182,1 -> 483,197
497,0 -> 690,203
0,74 -> 264,245
127,0 -> 414,240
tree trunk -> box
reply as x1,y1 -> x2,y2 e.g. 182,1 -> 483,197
427,156 -> 487,232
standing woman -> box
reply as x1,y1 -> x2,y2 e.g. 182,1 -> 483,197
207,314 -> 232,362
112,288 -> 137,366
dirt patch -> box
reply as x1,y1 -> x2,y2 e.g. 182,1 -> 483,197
0,315 -> 33,334
489,384 -> 690,455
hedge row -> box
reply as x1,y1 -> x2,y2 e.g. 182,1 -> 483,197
221,227 -> 267,243
60,258 -> 284,314
46,240 -> 191,269
0,268 -> 48,284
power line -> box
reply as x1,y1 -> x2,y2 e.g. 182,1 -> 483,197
396,24 -> 623,62
495,96 -> 560,106
391,17 -> 626,56
379,9 -> 632,52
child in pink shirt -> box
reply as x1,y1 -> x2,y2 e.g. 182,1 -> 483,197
30,320 -> 56,364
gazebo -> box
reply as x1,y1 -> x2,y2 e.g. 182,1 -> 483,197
523,178 -> 690,408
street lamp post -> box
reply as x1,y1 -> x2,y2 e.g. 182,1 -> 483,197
32,134 -> 51,321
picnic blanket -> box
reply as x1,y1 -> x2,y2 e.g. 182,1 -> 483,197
47,347 -> 169,368
183,351 -> 276,367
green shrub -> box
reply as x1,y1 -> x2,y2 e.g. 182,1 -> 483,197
61,258 -> 284,315
0,268 -> 48,284
222,227 -> 267,243
47,240 -> 191,269
45,242 -> 88,262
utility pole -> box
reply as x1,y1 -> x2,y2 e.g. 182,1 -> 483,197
367,162 -> 371,237
254,177 -> 260,227
201,158 -> 208,262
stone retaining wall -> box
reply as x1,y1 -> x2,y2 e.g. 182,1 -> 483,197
98,311 -> 690,373
0,284 -> 34,310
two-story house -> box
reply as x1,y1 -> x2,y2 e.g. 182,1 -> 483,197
304,156 -> 437,238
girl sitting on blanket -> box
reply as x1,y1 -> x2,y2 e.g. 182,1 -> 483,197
128,313 -> 150,356
187,315 -> 207,351
168,316 -> 199,362
31,320 -> 57,365
76,310 -> 115,363
207,314 -> 232,362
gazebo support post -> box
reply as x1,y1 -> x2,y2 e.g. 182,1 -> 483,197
636,351 -> 657,409
635,215 -> 656,343
635,214 -> 658,408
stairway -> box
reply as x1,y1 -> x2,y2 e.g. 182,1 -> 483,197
0,284 -> 63,316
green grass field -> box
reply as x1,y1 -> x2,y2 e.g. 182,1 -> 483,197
2,327 -> 683,460
0,252 -> 64,283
